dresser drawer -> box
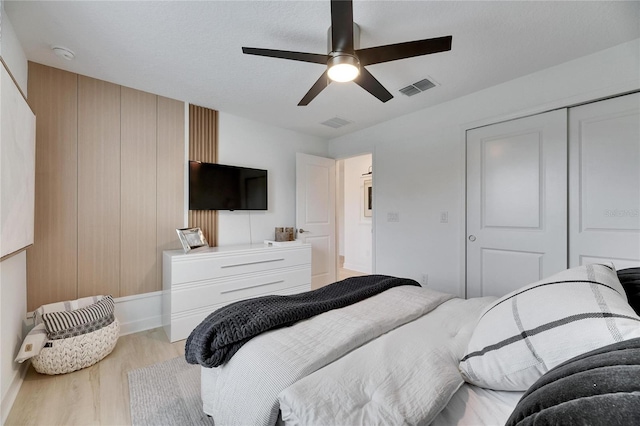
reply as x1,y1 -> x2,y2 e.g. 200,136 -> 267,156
167,283 -> 312,342
170,247 -> 310,285
169,267 -> 311,314
163,243 -> 312,342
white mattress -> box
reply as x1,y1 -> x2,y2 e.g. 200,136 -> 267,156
431,383 -> 524,426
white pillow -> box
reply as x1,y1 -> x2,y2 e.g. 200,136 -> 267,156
459,264 -> 640,391
34,294 -> 103,325
15,323 -> 47,363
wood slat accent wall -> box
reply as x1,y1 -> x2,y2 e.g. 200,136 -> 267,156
77,76 -> 121,298
188,104 -> 218,246
26,63 -> 185,310
156,96 -> 186,285
120,87 -> 158,296
26,63 -> 79,310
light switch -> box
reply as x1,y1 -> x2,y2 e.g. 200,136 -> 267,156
440,211 -> 448,223
387,212 -> 400,222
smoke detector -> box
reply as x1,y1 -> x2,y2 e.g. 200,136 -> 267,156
52,46 -> 75,61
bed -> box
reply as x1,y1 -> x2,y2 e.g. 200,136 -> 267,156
187,264 -> 640,425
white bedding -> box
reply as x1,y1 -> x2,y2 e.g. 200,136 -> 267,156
278,297 -> 496,425
431,384 -> 524,426
201,286 -> 455,426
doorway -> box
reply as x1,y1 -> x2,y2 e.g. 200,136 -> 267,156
336,154 -> 373,280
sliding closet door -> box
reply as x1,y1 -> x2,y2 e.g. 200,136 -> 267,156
569,93 -> 640,269
466,109 -> 567,298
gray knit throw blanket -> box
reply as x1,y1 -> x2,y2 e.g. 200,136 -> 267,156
185,274 -> 419,368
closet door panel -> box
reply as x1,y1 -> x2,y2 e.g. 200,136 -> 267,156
77,76 -> 121,298
120,88 -> 158,296
569,93 -> 640,268
26,63 -> 78,310
466,109 -> 568,298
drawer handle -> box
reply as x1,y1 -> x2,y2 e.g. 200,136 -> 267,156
221,280 -> 285,294
221,258 -> 285,268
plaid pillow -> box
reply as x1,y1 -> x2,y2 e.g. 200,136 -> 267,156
42,295 -> 115,340
459,264 -> 640,391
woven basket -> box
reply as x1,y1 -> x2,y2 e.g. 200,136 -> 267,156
31,319 -> 120,375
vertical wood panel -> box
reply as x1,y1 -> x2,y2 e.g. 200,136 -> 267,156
188,104 -> 218,246
77,76 -> 121,298
120,87 -> 158,296
157,96 -> 185,285
26,62 -> 78,311
26,63 -> 187,305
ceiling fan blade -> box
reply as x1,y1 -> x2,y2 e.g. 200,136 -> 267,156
354,68 -> 393,103
356,35 -> 452,66
242,47 -> 329,65
330,0 -> 354,53
298,71 -> 331,106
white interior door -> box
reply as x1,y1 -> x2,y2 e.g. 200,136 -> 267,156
569,93 -> 640,269
296,153 -> 336,289
466,109 -> 568,298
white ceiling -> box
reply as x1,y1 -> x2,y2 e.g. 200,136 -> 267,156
5,1 -> 640,139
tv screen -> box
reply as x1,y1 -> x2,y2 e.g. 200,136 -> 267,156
189,161 -> 268,211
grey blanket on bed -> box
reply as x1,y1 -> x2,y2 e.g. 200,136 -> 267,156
506,337 -> 640,426
185,274 -> 419,368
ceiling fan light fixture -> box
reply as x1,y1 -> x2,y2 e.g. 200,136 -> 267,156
327,54 -> 360,82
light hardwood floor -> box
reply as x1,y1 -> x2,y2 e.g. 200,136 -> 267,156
6,328 -> 185,426
338,267 -> 365,281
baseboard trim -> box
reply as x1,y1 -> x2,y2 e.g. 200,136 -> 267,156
26,291 -> 165,336
114,291 -> 164,336
1,361 -> 29,424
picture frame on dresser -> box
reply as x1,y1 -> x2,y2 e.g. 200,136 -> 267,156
176,227 -> 208,253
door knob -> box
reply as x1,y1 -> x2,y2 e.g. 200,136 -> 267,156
468,235 -> 476,242
298,229 -> 307,234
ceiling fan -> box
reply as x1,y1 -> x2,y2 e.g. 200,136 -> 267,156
242,0 -> 452,106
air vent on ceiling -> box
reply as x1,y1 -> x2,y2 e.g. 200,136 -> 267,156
321,117 -> 352,129
399,78 -> 436,97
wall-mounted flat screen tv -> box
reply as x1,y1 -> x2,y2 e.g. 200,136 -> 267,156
189,161 -> 268,211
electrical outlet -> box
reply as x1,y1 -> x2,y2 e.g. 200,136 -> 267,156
421,273 -> 428,286
387,212 -> 400,222
440,211 -> 448,223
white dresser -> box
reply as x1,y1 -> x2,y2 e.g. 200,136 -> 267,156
162,243 -> 312,342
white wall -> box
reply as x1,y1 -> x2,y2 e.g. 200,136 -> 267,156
0,252 -> 27,422
0,3 -> 30,421
216,112 -> 329,245
328,39 -> 640,297
0,2 -> 27,94
343,154 -> 372,273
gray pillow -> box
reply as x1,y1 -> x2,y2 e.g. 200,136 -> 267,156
42,295 -> 115,339
506,337 -> 640,426
618,267 -> 640,316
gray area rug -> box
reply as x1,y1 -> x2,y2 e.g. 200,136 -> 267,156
128,356 -> 214,426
